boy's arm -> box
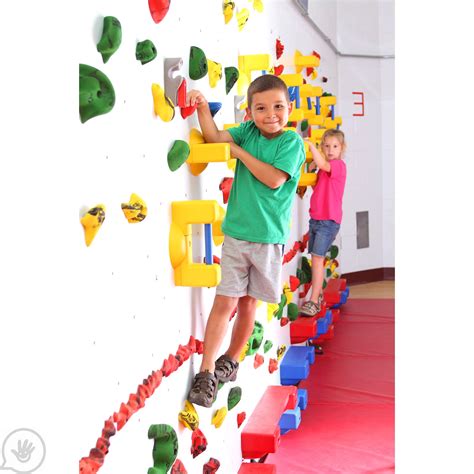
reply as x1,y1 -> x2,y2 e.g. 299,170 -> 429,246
230,143 -> 289,189
307,140 -> 330,172
187,90 -> 233,143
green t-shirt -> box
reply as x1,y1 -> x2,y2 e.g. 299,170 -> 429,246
222,120 -> 305,244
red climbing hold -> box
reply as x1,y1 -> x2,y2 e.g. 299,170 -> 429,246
237,411 -> 246,428
268,358 -> 278,374
191,428 -> 208,458
203,457 -> 221,474
254,353 -> 264,369
219,177 -> 233,204
171,459 -> 188,474
275,38 -> 284,59
148,0 -> 171,24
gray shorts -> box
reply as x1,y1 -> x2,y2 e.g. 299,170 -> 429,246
216,235 -> 283,303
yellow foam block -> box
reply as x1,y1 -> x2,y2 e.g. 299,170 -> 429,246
279,73 -> 304,87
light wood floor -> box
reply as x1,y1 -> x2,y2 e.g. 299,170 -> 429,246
348,280 -> 394,299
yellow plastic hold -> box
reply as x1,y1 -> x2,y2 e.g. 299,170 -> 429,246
283,283 -> 293,305
267,302 -> 279,322
298,170 -> 317,187
237,54 -> 271,95
179,400 -> 199,430
236,8 -> 250,31
311,128 -> 327,141
223,0 -> 235,24
294,50 -> 320,73
207,59 -> 222,88
300,84 -> 323,98
239,342 -> 250,361
212,406 -> 228,428
187,128 -> 231,176
320,95 -> 337,106
324,118 -> 339,129
276,344 -> 287,361
121,193 -> 147,223
81,204 -> 106,247
151,83 -> 175,122
252,0 -> 264,13
288,108 -> 304,122
169,200 -> 225,287
279,73 -> 304,87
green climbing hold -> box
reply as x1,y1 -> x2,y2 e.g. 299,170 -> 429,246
224,66 -> 239,94
327,245 -> 339,259
167,140 -> 190,171
218,381 -> 224,391
97,16 -> 122,63
227,387 -> 242,410
79,64 -> 116,123
147,424 -> 178,474
189,46 -> 208,80
322,92 -> 333,97
301,119 -> 309,132
136,39 -> 157,65
287,302 -> 299,321
246,321 -> 264,356
263,340 -> 273,353
274,294 -> 287,320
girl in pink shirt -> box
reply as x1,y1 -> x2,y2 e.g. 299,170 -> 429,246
300,129 -> 347,316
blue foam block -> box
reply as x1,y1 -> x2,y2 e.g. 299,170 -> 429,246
340,287 -> 350,304
280,346 -> 315,385
297,388 -> 308,410
279,406 -> 301,431
316,317 -> 329,336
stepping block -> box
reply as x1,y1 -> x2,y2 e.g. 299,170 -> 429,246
241,385 -> 297,459
316,314 -> 330,336
280,346 -> 315,385
238,464 -> 276,473
324,278 -> 347,306
297,388 -> 308,410
279,406 -> 301,434
289,303 -> 327,344
340,287 -> 350,304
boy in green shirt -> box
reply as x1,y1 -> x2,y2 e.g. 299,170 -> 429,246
186,75 -> 305,407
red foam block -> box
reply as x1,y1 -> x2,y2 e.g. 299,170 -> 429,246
238,463 -> 276,473
241,385 -> 297,459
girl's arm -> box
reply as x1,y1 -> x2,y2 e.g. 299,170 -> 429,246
306,140 -> 330,172
186,90 -> 233,143
230,142 -> 289,189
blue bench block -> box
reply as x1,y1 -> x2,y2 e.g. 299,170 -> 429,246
340,287 -> 350,304
279,406 -> 301,432
316,317 -> 329,336
326,309 -> 333,325
280,346 -> 315,385
297,388 -> 308,411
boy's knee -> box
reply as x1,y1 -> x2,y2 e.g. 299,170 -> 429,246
238,295 -> 257,312
214,294 -> 238,313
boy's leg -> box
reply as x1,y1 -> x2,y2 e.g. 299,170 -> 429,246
226,295 -> 258,361
309,254 -> 325,304
200,294 -> 238,372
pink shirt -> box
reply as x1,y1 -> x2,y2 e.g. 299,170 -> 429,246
309,159 -> 346,224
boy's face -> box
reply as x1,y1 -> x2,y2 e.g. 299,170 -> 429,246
246,89 -> 292,139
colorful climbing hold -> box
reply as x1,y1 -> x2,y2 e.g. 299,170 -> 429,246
191,428 -> 207,458
246,321 -> 264,356
97,16 -> 122,63
287,302 -> 299,321
211,407 -> 228,428
276,38 -> 284,59
179,400 -> 199,431
224,67 -> 239,94
136,39 -> 157,65
237,412 -> 246,428
236,8 -> 250,31
219,177 -> 233,204
276,344 -> 287,361
254,353 -> 264,369
223,0 -> 235,24
268,358 -> 278,374
147,424 -> 178,474
168,140 -> 190,172
79,64 -> 115,123
203,458 -> 220,474
274,64 -> 284,76
151,83 -> 175,122
208,102 -> 222,117
121,193 -> 147,223
207,60 -> 222,88
189,46 -> 208,80
227,387 -> 242,410
252,0 -> 264,13
148,0 -> 171,24
171,459 -> 188,474
263,340 -> 273,353
80,204 -> 105,247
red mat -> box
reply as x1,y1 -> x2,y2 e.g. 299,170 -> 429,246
267,299 -> 394,473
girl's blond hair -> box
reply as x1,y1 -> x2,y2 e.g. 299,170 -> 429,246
320,129 -> 347,156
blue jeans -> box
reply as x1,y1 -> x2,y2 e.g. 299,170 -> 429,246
308,219 -> 340,257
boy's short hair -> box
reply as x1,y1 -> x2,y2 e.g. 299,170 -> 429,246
247,74 -> 290,108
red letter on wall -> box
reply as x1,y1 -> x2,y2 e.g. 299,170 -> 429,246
352,92 -> 365,116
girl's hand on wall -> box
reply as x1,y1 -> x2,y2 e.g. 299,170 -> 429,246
186,90 -> 207,109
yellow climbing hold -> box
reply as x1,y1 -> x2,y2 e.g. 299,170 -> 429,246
151,83 -> 175,122
283,283 -> 293,305
212,406 -> 228,428
179,400 -> 199,430
80,204 -> 106,247
223,0 -> 235,24
239,342 -> 249,362
251,0 -> 264,13
236,8 -> 250,31
121,193 -> 147,223
277,344 -> 287,361
207,60 -> 222,88
267,302 -> 279,322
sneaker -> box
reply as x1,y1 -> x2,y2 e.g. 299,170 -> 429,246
318,292 -> 324,307
214,354 -> 239,383
299,300 -> 320,317
187,370 -> 218,408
